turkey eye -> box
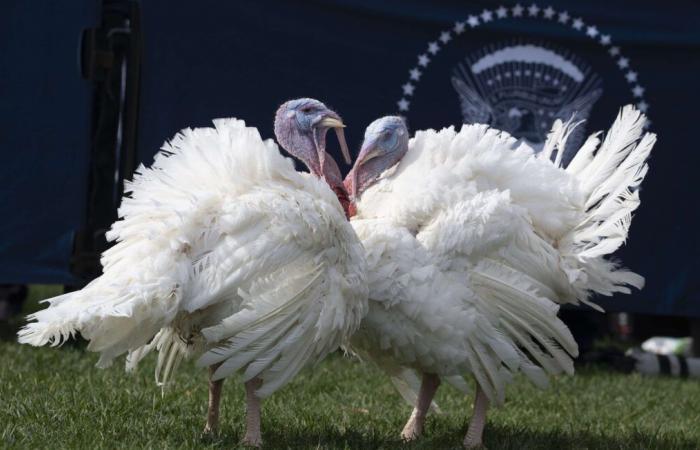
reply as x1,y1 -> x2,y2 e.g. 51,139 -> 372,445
301,106 -> 313,113
383,131 -> 398,149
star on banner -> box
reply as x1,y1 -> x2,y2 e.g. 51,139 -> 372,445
427,42 -> 439,55
409,68 -> 422,81
417,54 -> 430,67
632,85 -> 645,97
397,3 -> 654,122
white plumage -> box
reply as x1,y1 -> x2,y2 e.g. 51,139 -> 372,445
19,115 -> 367,444
348,106 -> 655,446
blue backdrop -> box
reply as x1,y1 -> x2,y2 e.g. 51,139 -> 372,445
2,0 -> 699,316
1,1 -> 95,283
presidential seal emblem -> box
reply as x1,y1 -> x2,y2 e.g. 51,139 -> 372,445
396,3 -> 650,164
451,42 -> 602,155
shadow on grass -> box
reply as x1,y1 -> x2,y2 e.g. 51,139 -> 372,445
194,420 -> 700,450
476,423 -> 700,450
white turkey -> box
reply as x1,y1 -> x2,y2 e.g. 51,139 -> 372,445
18,98 -> 368,447
344,106 -> 656,448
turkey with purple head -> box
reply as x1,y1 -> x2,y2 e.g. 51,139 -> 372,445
19,98 -> 367,447
346,106 -> 655,448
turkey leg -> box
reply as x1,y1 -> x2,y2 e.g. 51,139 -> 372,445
203,363 -> 224,434
242,377 -> 263,447
400,373 -> 441,441
463,381 -> 489,448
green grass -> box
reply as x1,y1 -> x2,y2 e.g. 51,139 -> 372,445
1,287 -> 699,449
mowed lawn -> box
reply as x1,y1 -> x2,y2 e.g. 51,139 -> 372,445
1,287 -> 699,449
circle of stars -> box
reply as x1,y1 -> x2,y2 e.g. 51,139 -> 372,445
396,3 -> 650,126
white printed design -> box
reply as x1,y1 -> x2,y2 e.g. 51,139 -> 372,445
397,4 -> 650,127
452,42 -> 602,155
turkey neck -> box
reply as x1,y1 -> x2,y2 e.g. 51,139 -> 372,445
332,185 -> 352,219
322,155 -> 352,219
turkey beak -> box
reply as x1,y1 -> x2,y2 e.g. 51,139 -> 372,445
356,138 -> 380,168
350,138 -> 380,199
320,115 -> 351,165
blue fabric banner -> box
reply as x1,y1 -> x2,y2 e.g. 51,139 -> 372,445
2,1 -> 699,316
1,1 -> 95,284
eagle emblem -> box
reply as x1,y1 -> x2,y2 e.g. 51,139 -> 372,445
451,43 -> 602,163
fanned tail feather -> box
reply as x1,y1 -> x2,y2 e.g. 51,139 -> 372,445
18,275 -> 182,371
541,116 -> 584,168
17,289 -> 102,347
543,106 -> 656,302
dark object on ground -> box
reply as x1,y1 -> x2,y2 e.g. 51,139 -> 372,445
627,347 -> 700,378
0,285 -> 28,321
577,346 -> 637,373
559,308 -> 607,356
692,319 -> 700,357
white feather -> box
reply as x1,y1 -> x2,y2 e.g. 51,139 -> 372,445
18,118 -> 368,397
351,105 -> 655,407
